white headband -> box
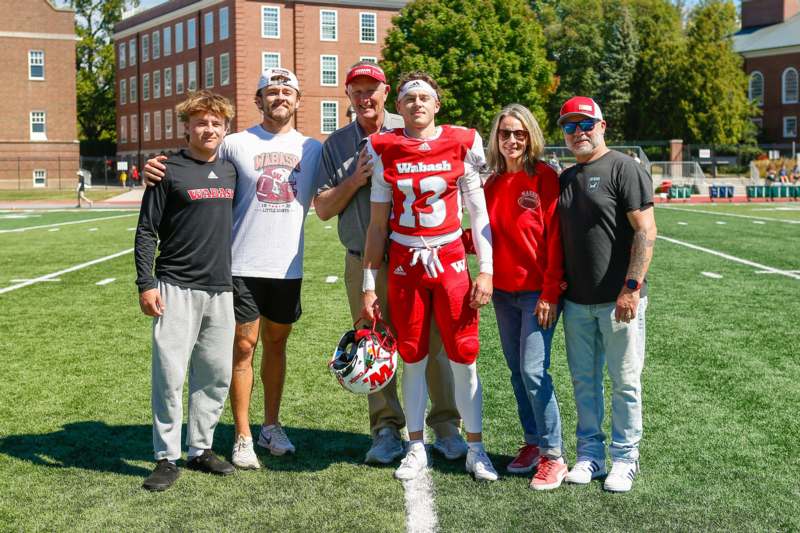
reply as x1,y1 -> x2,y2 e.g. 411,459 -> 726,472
398,79 -> 438,101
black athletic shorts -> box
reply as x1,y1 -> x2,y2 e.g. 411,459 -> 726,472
232,276 -> 302,324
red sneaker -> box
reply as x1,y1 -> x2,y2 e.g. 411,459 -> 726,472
506,444 -> 540,473
529,456 -> 568,491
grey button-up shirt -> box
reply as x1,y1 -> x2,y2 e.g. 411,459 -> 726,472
316,112 -> 405,253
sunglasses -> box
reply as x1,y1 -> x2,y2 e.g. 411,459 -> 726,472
561,119 -> 599,134
498,129 -> 528,141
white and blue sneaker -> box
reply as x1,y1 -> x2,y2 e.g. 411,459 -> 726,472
565,458 -> 606,484
604,461 -> 639,492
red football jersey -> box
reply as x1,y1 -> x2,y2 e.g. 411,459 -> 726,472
367,125 -> 485,237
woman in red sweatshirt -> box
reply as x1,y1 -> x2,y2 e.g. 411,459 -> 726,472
483,104 -> 567,490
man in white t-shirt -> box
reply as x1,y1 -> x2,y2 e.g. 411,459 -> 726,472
143,68 -> 322,470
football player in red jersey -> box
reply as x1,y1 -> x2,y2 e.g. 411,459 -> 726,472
360,72 -> 498,481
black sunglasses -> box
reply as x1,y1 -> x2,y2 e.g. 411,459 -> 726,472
498,129 -> 528,141
561,119 -> 599,134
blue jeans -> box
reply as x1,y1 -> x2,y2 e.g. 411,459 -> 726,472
492,289 -> 563,457
563,297 -> 647,463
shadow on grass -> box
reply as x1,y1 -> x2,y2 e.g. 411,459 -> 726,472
0,421 -> 372,477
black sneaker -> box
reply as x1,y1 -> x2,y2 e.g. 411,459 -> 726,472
142,459 -> 179,491
186,450 -> 235,476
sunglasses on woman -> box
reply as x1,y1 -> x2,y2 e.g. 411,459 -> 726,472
561,119 -> 599,135
498,129 -> 528,141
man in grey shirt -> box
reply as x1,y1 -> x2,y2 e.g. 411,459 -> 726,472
315,61 -> 464,464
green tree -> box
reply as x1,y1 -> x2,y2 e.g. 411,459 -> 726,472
69,0 -> 138,142
380,0 -> 555,135
678,0 -> 755,144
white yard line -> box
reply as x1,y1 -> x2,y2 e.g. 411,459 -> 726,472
402,471 -> 439,533
658,205 -> 800,224
657,236 -> 800,280
0,213 -> 137,234
0,248 -> 133,295
701,272 -> 723,279
95,278 -> 116,286
9,278 -> 60,282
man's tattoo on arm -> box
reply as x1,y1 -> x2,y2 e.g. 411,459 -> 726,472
628,230 -> 655,280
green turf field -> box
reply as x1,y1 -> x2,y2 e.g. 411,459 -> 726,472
1,203 -> 798,531
0,190 -> 123,202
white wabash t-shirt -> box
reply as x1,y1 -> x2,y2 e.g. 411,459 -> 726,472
221,125 -> 322,279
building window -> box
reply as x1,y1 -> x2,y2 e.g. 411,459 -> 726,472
143,73 -> 150,100
783,68 -> 799,104
360,13 -> 377,43
176,117 -> 184,140
320,55 -> 338,86
320,10 -> 337,41
130,76 -> 137,102
154,111 -> 162,141
204,12 -> 214,45
129,38 -> 137,65
188,18 -> 197,49
29,50 -> 44,80
143,112 -> 151,141
262,6 -> 280,38
220,53 -> 230,86
142,34 -> 150,62
784,116 -> 798,138
131,114 -> 138,142
120,78 -> 127,105
749,71 -> 764,106
118,43 -> 126,69
164,67 -> 172,97
188,61 -> 197,91
152,30 -> 160,59
176,64 -> 184,94
360,56 -> 377,64
30,111 -> 46,140
153,70 -> 161,99
321,101 -> 338,134
175,22 -> 184,53
205,56 -> 215,88
165,109 -> 173,140
220,7 -> 229,40
263,52 -> 281,70
33,169 -> 46,188
120,115 -> 128,144
163,26 -> 172,56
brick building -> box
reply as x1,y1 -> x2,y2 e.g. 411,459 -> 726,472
113,0 -> 408,167
0,0 -> 79,189
734,0 -> 800,144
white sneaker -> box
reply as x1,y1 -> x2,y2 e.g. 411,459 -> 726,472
257,423 -> 296,456
565,458 -> 606,484
432,434 -> 468,460
365,428 -> 404,464
604,461 -> 639,492
231,435 -> 260,470
465,447 -> 499,482
394,444 -> 428,480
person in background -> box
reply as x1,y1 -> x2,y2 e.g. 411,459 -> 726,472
76,170 -> 93,208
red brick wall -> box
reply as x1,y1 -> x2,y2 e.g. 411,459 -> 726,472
746,54 -> 800,142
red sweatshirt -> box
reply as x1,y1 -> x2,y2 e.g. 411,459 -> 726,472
483,162 -> 564,302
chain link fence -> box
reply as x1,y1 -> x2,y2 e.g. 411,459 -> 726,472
0,155 -> 141,190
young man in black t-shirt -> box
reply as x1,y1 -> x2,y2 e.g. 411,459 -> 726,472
135,91 -> 238,491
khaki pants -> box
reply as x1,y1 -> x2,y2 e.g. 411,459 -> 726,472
344,252 -> 460,439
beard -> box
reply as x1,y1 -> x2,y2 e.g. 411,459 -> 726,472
567,134 -> 601,157
262,99 -> 296,125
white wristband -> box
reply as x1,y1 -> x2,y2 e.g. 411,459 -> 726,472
362,268 -> 378,292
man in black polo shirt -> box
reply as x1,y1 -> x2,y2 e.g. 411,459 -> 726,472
135,91 -> 238,491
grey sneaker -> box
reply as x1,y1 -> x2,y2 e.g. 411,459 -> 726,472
465,447 -> 499,482
432,434 -> 468,460
365,428 -> 404,464
231,435 -> 261,470
257,423 -> 296,456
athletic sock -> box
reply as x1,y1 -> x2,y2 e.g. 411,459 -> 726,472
401,358 -> 429,435
449,360 -> 483,434
187,446 -> 205,459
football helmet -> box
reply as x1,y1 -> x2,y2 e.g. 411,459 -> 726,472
329,318 -> 398,395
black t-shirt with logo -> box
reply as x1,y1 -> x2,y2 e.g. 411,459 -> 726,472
135,150 -> 238,293
557,150 -> 653,305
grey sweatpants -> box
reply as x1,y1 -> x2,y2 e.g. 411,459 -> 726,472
151,281 -> 234,461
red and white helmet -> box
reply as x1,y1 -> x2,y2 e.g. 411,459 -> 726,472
329,318 -> 398,395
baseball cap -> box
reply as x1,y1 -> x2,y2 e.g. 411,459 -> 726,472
345,63 -> 387,86
557,96 -> 603,125
257,67 -> 300,93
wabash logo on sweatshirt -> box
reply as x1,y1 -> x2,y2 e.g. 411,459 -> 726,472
517,190 -> 540,211
187,187 -> 234,200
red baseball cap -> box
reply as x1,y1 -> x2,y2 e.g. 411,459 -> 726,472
345,63 -> 387,86
558,96 -> 603,125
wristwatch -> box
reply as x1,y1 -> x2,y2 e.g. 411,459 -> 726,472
625,279 -> 641,290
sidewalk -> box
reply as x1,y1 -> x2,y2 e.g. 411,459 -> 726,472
0,188 -> 143,210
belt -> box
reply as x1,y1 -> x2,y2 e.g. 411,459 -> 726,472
347,249 -> 362,258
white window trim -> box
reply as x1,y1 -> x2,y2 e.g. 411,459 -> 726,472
321,100 -> 338,134
262,51 -> 281,70
205,56 -> 215,88
30,111 -> 46,141
120,115 -> 128,144
153,70 -> 161,99
143,72 -> 150,101
784,116 -> 798,138
188,60 -> 197,91
187,18 -> 197,49
749,71 -> 764,107
29,50 -> 45,81
143,112 -> 151,142
165,109 -> 173,140
175,22 -> 184,53
129,76 -> 137,103
220,53 -> 230,86
359,12 -> 377,43
359,56 -> 378,64
320,9 -> 338,42
176,64 -> 185,94
261,6 -> 280,39
152,30 -> 160,59
142,34 -> 150,62
119,43 -> 126,69
320,54 -> 338,87
120,78 -> 127,105
129,38 -> 137,66
164,67 -> 172,97
219,6 -> 229,40
154,110 -> 162,141
130,114 -> 138,142
204,11 -> 214,45
163,26 -> 172,56
32,169 -> 47,188
782,67 -> 799,104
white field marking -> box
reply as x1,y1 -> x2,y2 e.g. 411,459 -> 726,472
701,272 -> 723,279
95,278 -> 116,286
752,220 -> 766,225
88,228 -> 98,232
48,228 -> 60,232
658,235 -> 800,280
658,205 -> 800,224
755,270 -> 800,275
325,276 -> 338,283
127,227 -> 136,231
715,221 -> 727,225
324,225 -> 332,229
754,206 -> 800,212
0,213 -> 137,234
0,248 -> 134,295
402,469 -> 439,533
677,222 -> 688,225
9,278 -> 60,282
0,214 -> 41,219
